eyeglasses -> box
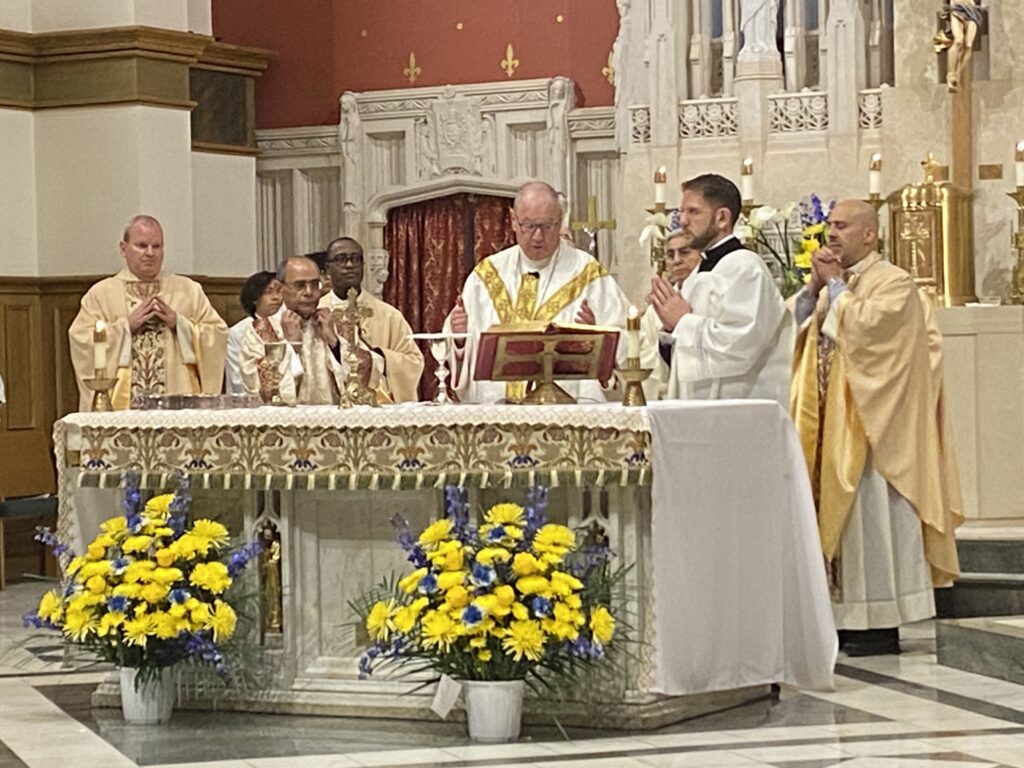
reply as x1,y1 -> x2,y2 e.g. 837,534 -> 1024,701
517,221 -> 559,234
325,253 -> 364,266
284,279 -> 323,292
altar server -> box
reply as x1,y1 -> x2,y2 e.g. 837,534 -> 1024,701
790,199 -> 962,656
447,181 -> 630,403
648,174 -> 793,407
68,215 -> 227,411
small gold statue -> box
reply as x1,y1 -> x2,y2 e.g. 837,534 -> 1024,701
259,522 -> 283,633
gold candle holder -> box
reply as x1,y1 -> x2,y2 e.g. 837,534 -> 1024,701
84,369 -> 116,412
1006,186 -> 1024,305
615,360 -> 652,407
865,192 -> 885,213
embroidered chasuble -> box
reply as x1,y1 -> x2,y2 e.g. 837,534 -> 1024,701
790,252 -> 963,591
239,311 -> 349,405
664,238 -> 794,406
318,290 -> 424,403
447,242 -> 630,404
68,268 -> 228,411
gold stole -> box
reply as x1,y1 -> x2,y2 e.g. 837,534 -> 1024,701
790,280 -> 869,569
474,257 -> 608,402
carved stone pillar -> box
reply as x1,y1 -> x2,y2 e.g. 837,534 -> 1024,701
783,0 -> 808,91
824,0 -> 866,136
647,0 -> 681,146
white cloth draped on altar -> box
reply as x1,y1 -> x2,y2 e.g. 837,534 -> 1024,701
648,400 -> 837,694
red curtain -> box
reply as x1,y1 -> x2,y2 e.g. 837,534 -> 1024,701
383,193 -> 515,400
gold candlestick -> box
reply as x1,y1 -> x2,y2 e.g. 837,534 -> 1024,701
84,369 -> 116,412
1006,186 -> 1024,305
865,192 -> 885,213
615,360 -> 652,407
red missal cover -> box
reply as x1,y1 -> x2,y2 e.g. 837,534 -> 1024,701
473,322 -> 620,382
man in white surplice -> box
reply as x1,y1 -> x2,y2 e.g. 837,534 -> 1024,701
447,181 -> 630,403
648,174 -> 793,406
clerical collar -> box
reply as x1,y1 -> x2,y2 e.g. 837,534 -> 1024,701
521,250 -> 554,273
699,235 -> 745,273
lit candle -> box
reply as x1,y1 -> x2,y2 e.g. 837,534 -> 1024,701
626,305 -> 640,361
869,153 -> 882,196
93,320 -> 107,372
654,167 -> 667,206
1016,141 -> 1024,188
740,157 -> 754,202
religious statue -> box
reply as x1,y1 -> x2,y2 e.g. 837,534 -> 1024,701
738,0 -> 780,61
546,77 -> 570,195
416,116 -> 439,179
339,92 -> 363,219
259,521 -> 283,633
934,1 -> 985,92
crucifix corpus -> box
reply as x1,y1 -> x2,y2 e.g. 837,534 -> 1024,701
570,196 -> 616,262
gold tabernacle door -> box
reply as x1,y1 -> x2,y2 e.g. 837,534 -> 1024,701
473,321 -> 620,404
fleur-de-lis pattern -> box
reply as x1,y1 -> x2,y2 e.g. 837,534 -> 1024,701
500,43 -> 519,78
403,52 -> 421,84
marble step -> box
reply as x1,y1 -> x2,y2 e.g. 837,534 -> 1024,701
936,616 -> 1024,686
955,539 -> 1024,574
936,572 -> 1024,618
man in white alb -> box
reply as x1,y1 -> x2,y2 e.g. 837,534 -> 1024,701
648,173 -> 793,406
447,181 -> 630,403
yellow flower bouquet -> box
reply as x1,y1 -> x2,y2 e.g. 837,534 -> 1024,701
356,487 -> 621,684
24,474 -> 261,688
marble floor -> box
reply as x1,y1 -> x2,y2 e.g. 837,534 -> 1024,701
4,582 -> 1024,768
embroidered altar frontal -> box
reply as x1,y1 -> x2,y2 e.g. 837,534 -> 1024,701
55,404 -> 651,494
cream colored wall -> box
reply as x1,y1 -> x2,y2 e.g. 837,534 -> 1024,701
29,0 -> 192,32
34,105 -> 195,277
186,0 -> 211,35
0,1 -> 30,31
0,110 -> 38,276
937,307 -> 1024,521
191,152 -> 258,276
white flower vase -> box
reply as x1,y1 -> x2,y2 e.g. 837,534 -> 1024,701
463,680 -> 525,743
119,667 -> 174,724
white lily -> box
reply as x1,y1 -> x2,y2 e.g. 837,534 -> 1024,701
747,205 -> 777,229
638,211 -> 671,247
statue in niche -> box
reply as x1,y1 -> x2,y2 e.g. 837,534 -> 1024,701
935,1 -> 985,92
339,92 -> 362,215
547,77 -> 570,195
416,116 -> 440,179
474,114 -> 496,177
738,0 -> 780,60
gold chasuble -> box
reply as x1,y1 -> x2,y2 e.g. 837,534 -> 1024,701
790,253 -> 962,587
69,269 -> 228,411
449,242 -> 629,404
474,257 -> 607,402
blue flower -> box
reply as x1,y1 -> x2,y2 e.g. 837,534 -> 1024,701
108,595 -> 130,613
418,572 -> 438,594
111,557 -> 129,575
486,525 -> 507,542
470,563 -> 496,588
168,589 -> 189,605
461,604 -> 484,627
530,597 -> 553,618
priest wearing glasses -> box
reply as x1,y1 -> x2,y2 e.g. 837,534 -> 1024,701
447,181 -> 630,403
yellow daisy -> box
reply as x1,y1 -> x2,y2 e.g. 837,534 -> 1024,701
366,600 -> 395,641
418,518 -> 454,547
590,605 -> 615,644
502,619 -> 545,661
421,610 -> 459,651
206,600 -> 237,642
484,503 -> 524,526
189,561 -> 232,594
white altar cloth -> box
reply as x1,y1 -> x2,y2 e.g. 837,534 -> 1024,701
648,400 -> 837,694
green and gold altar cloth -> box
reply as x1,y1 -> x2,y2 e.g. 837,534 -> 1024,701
54,404 -> 650,536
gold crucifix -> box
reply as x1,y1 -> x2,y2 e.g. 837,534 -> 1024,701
899,212 -> 935,280
570,196 -> 616,261
331,288 -> 377,408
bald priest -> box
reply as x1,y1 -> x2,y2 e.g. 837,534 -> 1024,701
68,215 -> 228,411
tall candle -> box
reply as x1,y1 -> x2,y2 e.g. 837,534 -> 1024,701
93,320 -> 107,372
1016,141 -> 1024,188
626,305 -> 640,361
869,153 -> 882,196
740,157 -> 754,201
654,167 -> 667,205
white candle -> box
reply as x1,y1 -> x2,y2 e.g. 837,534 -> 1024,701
93,320 -> 107,372
626,305 -> 640,361
740,157 -> 754,201
654,167 -> 667,205
869,153 -> 882,196
1016,141 -> 1024,188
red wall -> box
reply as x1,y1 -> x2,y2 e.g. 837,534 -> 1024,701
212,1 -> 618,130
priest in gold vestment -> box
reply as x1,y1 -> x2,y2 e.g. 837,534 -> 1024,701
68,215 -> 228,411
240,256 -> 365,405
318,237 -> 424,402
447,181 -> 629,403
790,200 -> 962,656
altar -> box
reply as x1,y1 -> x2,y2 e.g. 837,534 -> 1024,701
53,401 -> 836,729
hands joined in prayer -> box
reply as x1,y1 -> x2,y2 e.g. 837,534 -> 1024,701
648,276 -> 692,332
128,296 -> 177,333
312,308 -> 338,348
808,247 -> 842,293
280,309 -> 305,343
